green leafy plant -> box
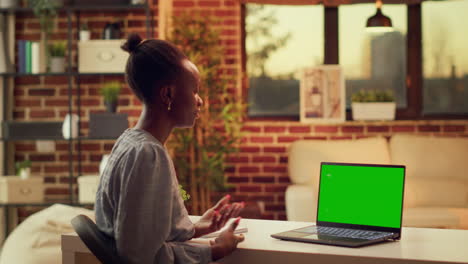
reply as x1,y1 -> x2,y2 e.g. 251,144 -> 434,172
28,0 -> 60,36
351,89 -> 395,103
179,185 -> 191,202
48,41 -> 66,57
168,13 -> 245,214
15,160 -> 31,176
99,81 -> 122,104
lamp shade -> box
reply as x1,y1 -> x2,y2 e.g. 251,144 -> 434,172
366,8 -> 392,28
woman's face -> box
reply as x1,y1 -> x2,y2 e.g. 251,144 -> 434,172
171,59 -> 203,128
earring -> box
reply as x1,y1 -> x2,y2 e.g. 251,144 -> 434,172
167,101 -> 171,111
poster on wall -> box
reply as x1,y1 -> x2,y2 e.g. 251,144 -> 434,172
300,65 -> 345,123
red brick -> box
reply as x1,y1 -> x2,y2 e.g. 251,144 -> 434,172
279,156 -> 288,163
215,10 -> 238,16
44,76 -> 68,85
241,126 -> 261,133
265,185 -> 288,192
289,126 -> 311,133
263,146 -> 286,153
391,125 -> 415,132
121,109 -> 141,118
15,99 -> 41,107
226,156 -> 249,163
227,176 -> 249,183
79,143 -> 101,152
263,166 -> 287,173
277,213 -> 287,220
367,126 -> 390,133
278,177 -> 291,183
15,143 -> 36,151
224,167 -> 235,173
418,125 -> 440,132
13,111 -> 25,119
14,89 -> 25,96
56,143 -> 69,151
252,156 -> 276,163
104,143 -> 115,151
239,185 -> 262,192
45,187 -> 69,195
44,165 -> 68,173
221,29 -> 237,36
44,176 -> 56,183
80,99 -> 101,106
252,176 -> 275,183
199,0 -> 220,7
30,154 -> 56,162
443,125 -> 466,132
277,136 -> 300,143
15,76 -> 40,85
81,165 -> 99,174
79,75 -> 100,84
342,126 -> 364,133
264,126 -> 286,133
45,99 -> 69,107
239,166 -> 260,173
30,109 -> 56,118
315,126 -> 338,133
173,0 -> 195,7
265,204 -> 285,211
28,88 -> 56,96
240,146 -> 260,153
250,136 -> 274,143
224,0 -> 236,6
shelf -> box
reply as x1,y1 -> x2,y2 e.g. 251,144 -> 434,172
0,4 -> 148,13
0,202 -> 94,207
0,72 -> 125,77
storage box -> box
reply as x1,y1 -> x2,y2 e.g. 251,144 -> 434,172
78,40 -> 128,73
2,121 -> 63,140
78,175 -> 100,204
89,112 -> 128,138
0,176 -> 44,203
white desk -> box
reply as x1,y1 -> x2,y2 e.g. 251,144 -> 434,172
62,217 -> 468,264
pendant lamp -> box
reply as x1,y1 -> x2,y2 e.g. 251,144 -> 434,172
366,0 -> 393,33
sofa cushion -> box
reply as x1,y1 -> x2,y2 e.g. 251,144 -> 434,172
404,178 -> 468,208
288,137 -> 391,188
403,207 -> 460,229
390,134 -> 468,181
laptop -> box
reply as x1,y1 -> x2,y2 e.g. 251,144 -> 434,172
271,162 -> 405,247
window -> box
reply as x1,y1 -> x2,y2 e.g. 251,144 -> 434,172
245,4 -> 324,117
339,4 -> 407,108
422,0 -> 468,115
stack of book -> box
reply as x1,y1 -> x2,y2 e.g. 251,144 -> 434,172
17,40 -> 46,74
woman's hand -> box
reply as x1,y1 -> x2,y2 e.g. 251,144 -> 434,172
193,195 -> 244,238
210,217 -> 245,261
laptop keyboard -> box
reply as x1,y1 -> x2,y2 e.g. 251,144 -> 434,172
296,226 -> 393,240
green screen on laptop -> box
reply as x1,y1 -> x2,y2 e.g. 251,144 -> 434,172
317,163 -> 405,229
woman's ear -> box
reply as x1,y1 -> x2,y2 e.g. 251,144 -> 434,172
159,85 -> 174,104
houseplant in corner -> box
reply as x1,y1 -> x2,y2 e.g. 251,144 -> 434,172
351,89 -> 396,121
48,41 -> 66,72
99,81 -> 122,113
15,160 -> 32,179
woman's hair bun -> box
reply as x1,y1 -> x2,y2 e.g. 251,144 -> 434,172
121,33 -> 143,53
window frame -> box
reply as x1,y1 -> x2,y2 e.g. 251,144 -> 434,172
241,3 -> 468,120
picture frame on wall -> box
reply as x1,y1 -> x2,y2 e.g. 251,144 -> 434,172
300,65 -> 345,123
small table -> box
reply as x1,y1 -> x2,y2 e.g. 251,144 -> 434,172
62,217 -> 468,264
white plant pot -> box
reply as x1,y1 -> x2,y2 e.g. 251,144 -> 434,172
19,168 -> 31,179
80,30 -> 90,41
50,57 -> 66,73
351,102 -> 396,121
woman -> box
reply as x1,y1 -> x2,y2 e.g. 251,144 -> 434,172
95,33 -> 245,264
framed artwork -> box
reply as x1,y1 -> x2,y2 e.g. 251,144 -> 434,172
300,65 -> 345,123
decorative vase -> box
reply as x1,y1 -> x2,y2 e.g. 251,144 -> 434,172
79,30 -> 90,41
50,57 -> 65,73
105,101 -> 117,113
351,102 -> 396,121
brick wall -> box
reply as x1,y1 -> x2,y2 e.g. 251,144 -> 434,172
12,0 -> 468,220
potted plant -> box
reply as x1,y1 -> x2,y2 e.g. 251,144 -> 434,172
351,89 -> 396,121
79,21 -> 90,41
15,160 -> 32,179
48,41 -> 66,72
99,81 -> 122,113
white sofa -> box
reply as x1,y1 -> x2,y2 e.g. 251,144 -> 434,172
286,134 -> 468,229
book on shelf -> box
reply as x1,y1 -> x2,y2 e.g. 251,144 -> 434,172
17,40 -> 46,74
